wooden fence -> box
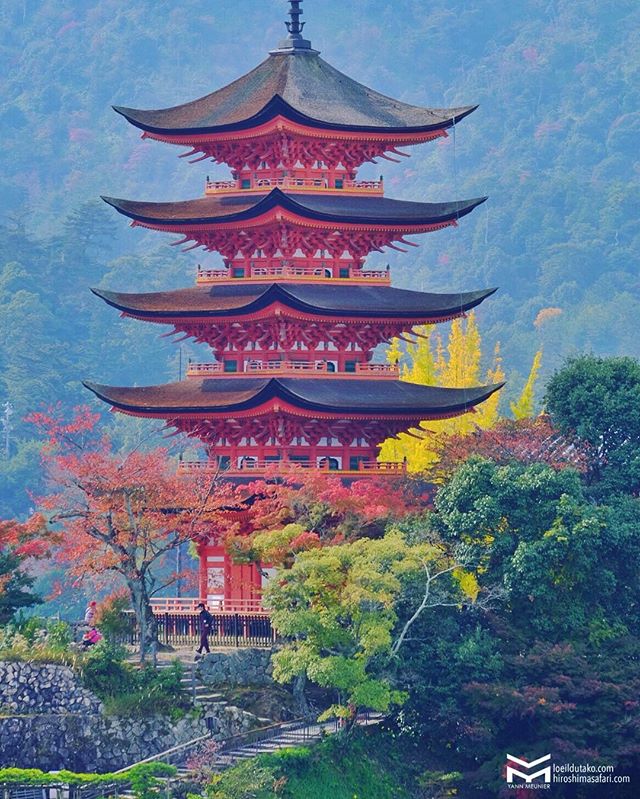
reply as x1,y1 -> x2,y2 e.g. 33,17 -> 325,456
121,611 -> 276,649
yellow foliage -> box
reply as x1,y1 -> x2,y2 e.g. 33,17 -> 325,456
379,312 -> 502,474
475,343 -> 505,429
386,336 -> 403,366
510,350 -> 543,420
452,568 -> 480,602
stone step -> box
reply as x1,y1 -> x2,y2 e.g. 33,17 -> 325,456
194,692 -> 226,701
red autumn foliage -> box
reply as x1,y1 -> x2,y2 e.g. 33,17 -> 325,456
432,416 -> 589,481
243,470 -> 419,532
21,406 -> 239,658
0,516 -> 51,559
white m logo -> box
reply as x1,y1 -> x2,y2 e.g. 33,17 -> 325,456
506,753 -> 552,783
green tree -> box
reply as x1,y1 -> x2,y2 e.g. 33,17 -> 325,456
433,459 -> 640,639
0,549 -> 40,623
545,354 -> 640,495
265,531 -> 470,723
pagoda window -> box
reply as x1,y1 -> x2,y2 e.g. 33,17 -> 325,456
289,454 -> 310,464
349,456 -> 367,471
265,454 -> 281,463
232,267 -> 245,278
326,361 -> 337,372
223,360 -> 238,373
239,456 -> 258,469
241,179 -> 251,189
339,267 -> 349,278
319,456 -> 341,470
335,178 -> 344,189
217,455 -> 231,470
324,268 -> 332,278
345,360 -> 357,373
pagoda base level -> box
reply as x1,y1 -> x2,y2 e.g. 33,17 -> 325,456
197,544 -> 265,611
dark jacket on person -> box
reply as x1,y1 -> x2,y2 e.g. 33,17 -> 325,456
199,608 -> 216,634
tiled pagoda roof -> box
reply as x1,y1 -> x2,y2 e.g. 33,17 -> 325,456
113,50 -> 476,136
92,283 -> 497,321
102,189 -> 487,228
83,377 -> 503,418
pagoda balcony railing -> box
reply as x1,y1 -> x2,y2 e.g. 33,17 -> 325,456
186,361 -> 400,379
150,596 -> 266,614
205,177 -> 384,196
196,264 -> 391,285
178,459 -> 407,477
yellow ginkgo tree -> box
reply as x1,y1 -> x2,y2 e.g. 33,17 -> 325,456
379,313 -> 541,475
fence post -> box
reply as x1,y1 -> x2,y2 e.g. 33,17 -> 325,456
164,612 -> 169,646
234,613 -> 240,648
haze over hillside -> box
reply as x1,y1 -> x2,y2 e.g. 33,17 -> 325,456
1,0 -> 638,516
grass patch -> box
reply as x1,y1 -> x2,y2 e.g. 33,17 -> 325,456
207,728 -> 419,799
81,643 -> 193,718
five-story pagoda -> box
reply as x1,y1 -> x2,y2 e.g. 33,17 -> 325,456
86,1 -> 502,609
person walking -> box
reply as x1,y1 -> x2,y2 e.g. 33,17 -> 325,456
195,602 -> 215,658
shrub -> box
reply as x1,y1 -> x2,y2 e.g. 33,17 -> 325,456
185,738 -> 222,785
0,763 -> 176,799
127,762 -> 178,799
97,592 -> 133,642
80,644 -> 191,718
80,641 -> 136,697
0,767 -> 126,787
45,620 -> 73,649
0,625 -> 78,666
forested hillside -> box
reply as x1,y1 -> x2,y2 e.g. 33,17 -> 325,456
1,0 -> 638,517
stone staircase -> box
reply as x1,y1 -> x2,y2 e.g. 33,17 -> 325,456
155,653 -> 272,729
116,654 -> 384,788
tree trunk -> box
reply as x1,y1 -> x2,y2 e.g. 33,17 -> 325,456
292,672 -> 309,716
127,577 -> 158,664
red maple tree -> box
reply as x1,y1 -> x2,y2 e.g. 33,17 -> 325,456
21,406 -> 237,660
431,416 -> 588,482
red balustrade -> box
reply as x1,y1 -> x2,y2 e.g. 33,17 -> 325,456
205,176 -> 383,195
196,264 -> 391,284
178,459 -> 407,476
186,361 -> 399,378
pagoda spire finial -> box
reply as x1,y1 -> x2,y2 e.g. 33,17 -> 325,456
273,0 -> 317,54
285,0 -> 305,36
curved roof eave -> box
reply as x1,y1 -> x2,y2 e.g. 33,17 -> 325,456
101,189 -> 489,228
83,378 -> 505,417
91,285 -> 498,321
112,95 -> 478,137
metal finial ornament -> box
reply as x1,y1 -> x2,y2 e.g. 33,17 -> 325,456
273,0 -> 317,53
285,0 -> 305,35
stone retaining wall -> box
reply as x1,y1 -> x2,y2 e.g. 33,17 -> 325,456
0,714 -> 209,772
196,648 -> 274,687
0,660 -> 258,771
0,661 -> 102,714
